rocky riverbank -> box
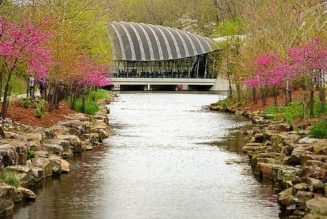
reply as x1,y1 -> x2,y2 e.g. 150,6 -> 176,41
210,104 -> 327,219
0,92 -> 116,217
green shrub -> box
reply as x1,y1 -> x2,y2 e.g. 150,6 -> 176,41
89,89 -> 108,102
262,100 -> 327,125
27,150 -> 36,159
20,98 -> 32,108
216,98 -> 232,108
310,120 -> 327,139
74,98 -> 99,115
0,170 -> 20,188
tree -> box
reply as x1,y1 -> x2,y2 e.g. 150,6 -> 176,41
288,37 -> 327,116
0,18 -> 51,118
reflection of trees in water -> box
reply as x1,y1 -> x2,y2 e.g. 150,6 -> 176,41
212,125 -> 252,154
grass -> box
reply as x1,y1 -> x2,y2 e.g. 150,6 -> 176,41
262,100 -> 326,125
216,97 -> 233,108
310,120 -> 327,139
0,170 -> 20,188
70,89 -> 108,115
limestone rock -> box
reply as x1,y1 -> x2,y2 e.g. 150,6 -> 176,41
14,187 -> 36,200
60,159 -> 70,173
49,157 -> 61,175
299,137 -> 320,144
306,197 -> 327,216
278,187 -> 295,207
293,183 -> 310,194
0,144 -> 17,168
31,157 -> 52,177
2,139 -> 28,165
4,165 -> 36,187
43,143 -> 63,156
34,150 -> 49,158
57,135 -> 82,153
25,133 -> 43,143
0,183 -> 15,200
304,178 -> 324,192
295,191 -> 313,203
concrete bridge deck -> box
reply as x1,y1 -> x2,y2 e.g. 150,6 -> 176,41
112,78 -> 229,91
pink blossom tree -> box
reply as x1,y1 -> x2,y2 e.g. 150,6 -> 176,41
0,18 -> 51,118
287,37 -> 327,115
244,54 -> 287,106
67,53 -> 112,112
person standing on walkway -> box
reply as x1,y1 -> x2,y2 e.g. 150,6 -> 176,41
29,76 -> 35,98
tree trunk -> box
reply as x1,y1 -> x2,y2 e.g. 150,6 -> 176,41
82,93 -> 86,113
309,88 -> 314,117
273,88 -> 278,106
1,72 -> 13,119
236,83 -> 241,102
227,73 -> 233,99
285,78 -> 289,106
319,71 -> 325,114
252,88 -> 257,104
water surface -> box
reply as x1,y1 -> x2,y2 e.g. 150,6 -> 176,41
14,93 -> 279,219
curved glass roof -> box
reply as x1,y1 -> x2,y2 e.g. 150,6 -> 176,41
109,21 -> 217,61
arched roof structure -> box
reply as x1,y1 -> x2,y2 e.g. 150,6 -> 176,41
109,21 -> 217,61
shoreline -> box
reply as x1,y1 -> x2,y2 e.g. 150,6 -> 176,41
210,103 -> 327,219
0,92 -> 117,217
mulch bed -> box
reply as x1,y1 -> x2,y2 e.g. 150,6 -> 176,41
7,101 -> 78,127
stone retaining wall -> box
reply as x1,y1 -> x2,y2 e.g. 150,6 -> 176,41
0,92 -> 117,217
210,103 -> 327,219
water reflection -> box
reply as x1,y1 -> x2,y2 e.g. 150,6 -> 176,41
14,93 -> 279,219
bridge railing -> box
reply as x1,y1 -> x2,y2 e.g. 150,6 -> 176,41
113,71 -> 217,79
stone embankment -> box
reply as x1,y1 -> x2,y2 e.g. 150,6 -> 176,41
0,92 -> 116,217
210,104 -> 327,219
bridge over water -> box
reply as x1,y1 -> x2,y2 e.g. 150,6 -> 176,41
112,77 -> 229,91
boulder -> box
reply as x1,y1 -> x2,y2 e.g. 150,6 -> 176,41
30,167 -> 44,182
57,135 -> 82,153
324,184 -> 327,197
2,139 -> 28,165
34,150 -> 49,158
25,133 -> 43,143
306,197 -> 327,216
4,131 -> 25,141
14,187 -> 36,201
0,144 -> 17,168
48,157 -> 61,175
31,157 -> 52,177
304,178 -> 324,193
45,139 -> 70,151
242,143 -> 267,153
4,166 -> 37,187
81,133 -> 100,144
0,183 -> 15,200
62,149 -> 73,159
28,140 -> 41,151
272,165 -> 301,184
59,120 -> 88,136
45,125 -> 69,139
312,140 -> 327,155
302,160 -> 327,179
60,159 -> 70,173
278,187 -> 295,207
293,183 -> 310,194
43,143 -> 63,156
299,137 -> 320,144
295,191 -> 313,203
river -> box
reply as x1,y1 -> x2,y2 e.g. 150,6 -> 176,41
14,93 -> 280,219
